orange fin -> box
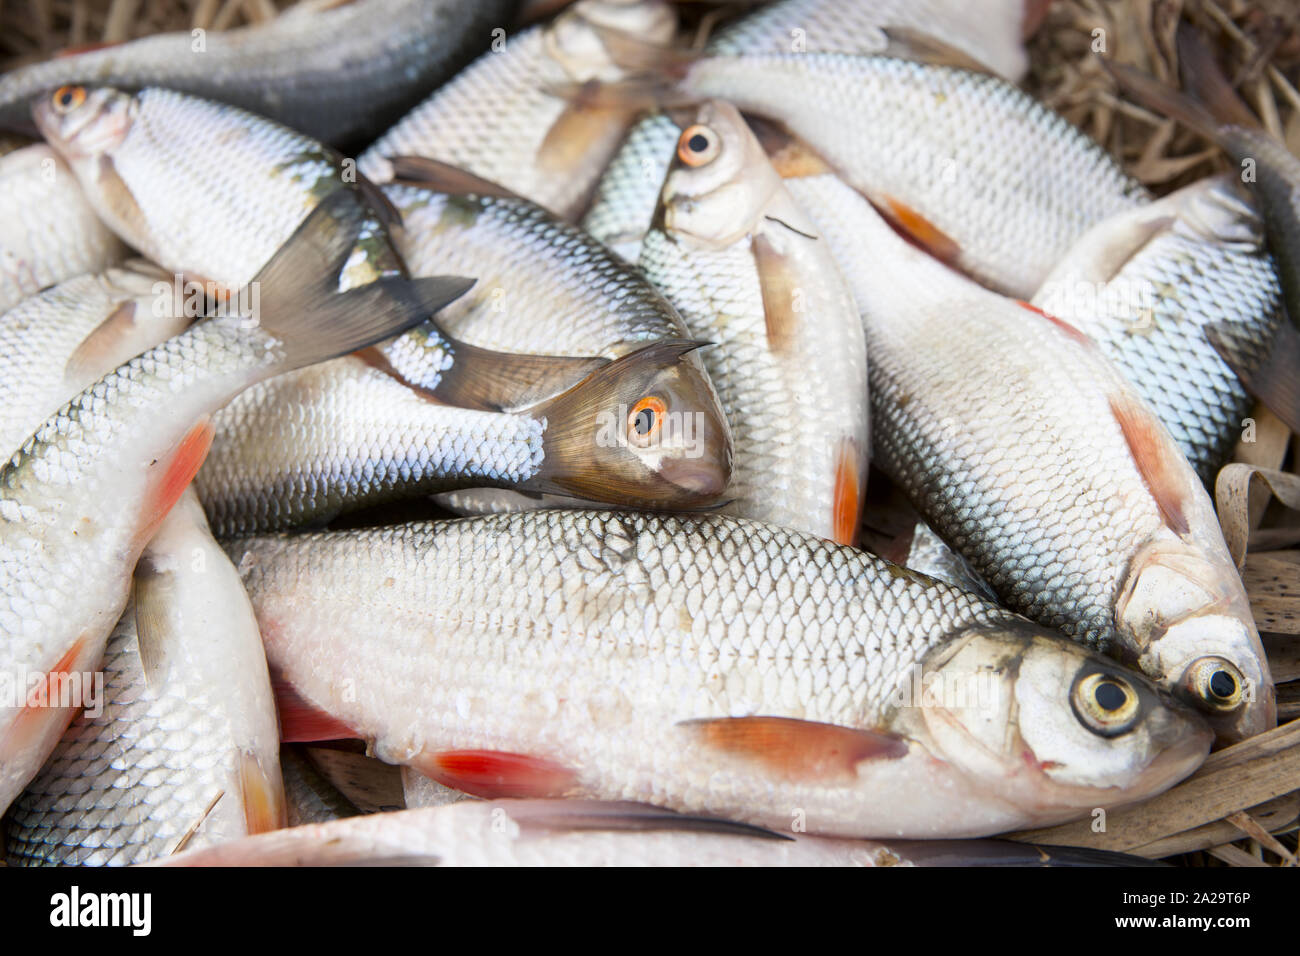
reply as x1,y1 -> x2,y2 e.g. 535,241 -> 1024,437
536,89 -> 634,186
139,419 -> 213,547
752,231 -> 803,354
0,636 -> 91,760
832,437 -> 864,547
238,750 -> 287,834
1109,395 -> 1191,536
747,116 -> 832,179
1016,300 -> 1093,347
684,716 -> 907,782
880,197 -> 961,266
272,674 -> 360,743
414,750 -> 578,799
56,42 -> 118,57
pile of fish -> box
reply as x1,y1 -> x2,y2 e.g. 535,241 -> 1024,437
0,0 -> 1295,867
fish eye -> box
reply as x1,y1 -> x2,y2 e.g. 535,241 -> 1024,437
627,395 -> 667,445
1183,657 -> 1245,713
52,85 -> 86,114
1071,670 -> 1140,738
677,125 -> 720,167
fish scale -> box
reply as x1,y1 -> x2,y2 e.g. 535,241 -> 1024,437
229,511 -> 1210,837
581,111 -> 683,262
0,145 -> 125,313
388,183 -> 687,357
681,52 -> 1150,296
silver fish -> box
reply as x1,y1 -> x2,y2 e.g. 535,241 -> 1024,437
0,194 -> 471,815
780,168 -> 1274,743
0,144 -> 125,312
228,512 -> 1211,839
639,102 -> 869,544
582,110 -> 683,262
0,0 -> 516,146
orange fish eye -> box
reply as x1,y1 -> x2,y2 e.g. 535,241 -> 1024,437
52,85 -> 86,113
677,124 -> 720,167
628,396 -> 667,441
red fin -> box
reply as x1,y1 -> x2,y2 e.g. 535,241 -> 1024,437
880,197 -> 961,266
56,42 -> 118,57
139,420 -> 213,547
1016,300 -> 1092,346
414,750 -> 578,800
272,674 -> 360,743
685,716 -> 907,782
0,636 -> 92,760
1109,395 -> 1191,536
238,750 -> 287,834
832,437 -> 863,547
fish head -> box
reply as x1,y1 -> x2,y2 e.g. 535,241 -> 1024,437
1117,542 -> 1275,744
657,101 -> 782,248
531,338 -> 733,508
552,0 -> 678,82
903,623 -> 1211,825
33,84 -> 135,163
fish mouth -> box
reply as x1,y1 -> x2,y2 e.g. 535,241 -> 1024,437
657,453 -> 729,502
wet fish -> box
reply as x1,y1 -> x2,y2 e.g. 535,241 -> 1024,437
228,511 -> 1211,839
706,0 -> 1033,81
677,49 -> 1149,296
0,262 -> 189,457
901,521 -> 997,601
34,84 -> 611,414
157,800 -> 1168,867
0,144 -> 125,312
0,194 -> 472,815
778,167 -> 1275,742
5,490 -> 284,866
582,110 -> 683,262
360,0 -> 681,219
199,338 -> 731,535
281,747 -> 359,828
0,0 -> 516,147
1033,175 -> 1286,485
639,102 -> 869,544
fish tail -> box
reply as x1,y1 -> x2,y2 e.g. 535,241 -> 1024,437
246,191 -> 475,374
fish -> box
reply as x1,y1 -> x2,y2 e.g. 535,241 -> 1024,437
0,144 -> 126,313
1032,175 -> 1287,485
0,192 -> 473,815
0,0 -> 517,147
33,84 -> 610,415
198,338 -> 732,535
1106,28 -> 1300,436
0,262 -> 190,457
900,521 -> 997,601
226,511 -> 1211,839
776,166 -> 1275,743
155,799 -> 1168,867
705,0 -> 1035,82
401,767 -> 469,810
5,490 -> 284,866
197,172 -> 733,533
638,102 -> 869,544
676,48 -> 1149,296
359,0 -> 681,219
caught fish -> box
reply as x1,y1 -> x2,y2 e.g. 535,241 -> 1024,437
1033,175 -> 1286,484
677,48 -> 1149,296
0,194 -> 472,815
706,0 -> 1034,82
34,84 -> 608,414
360,0 -> 681,219
639,102 -> 869,544
0,144 -> 125,312
0,0 -> 516,147
1107,28 -> 1300,435
0,262 -> 190,457
198,172 -> 733,533
900,521 -> 997,601
199,338 -> 731,535
228,511 -> 1211,839
157,799 -> 1167,867
5,490 -> 284,866
401,767 -> 469,810
778,166 -> 1275,742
